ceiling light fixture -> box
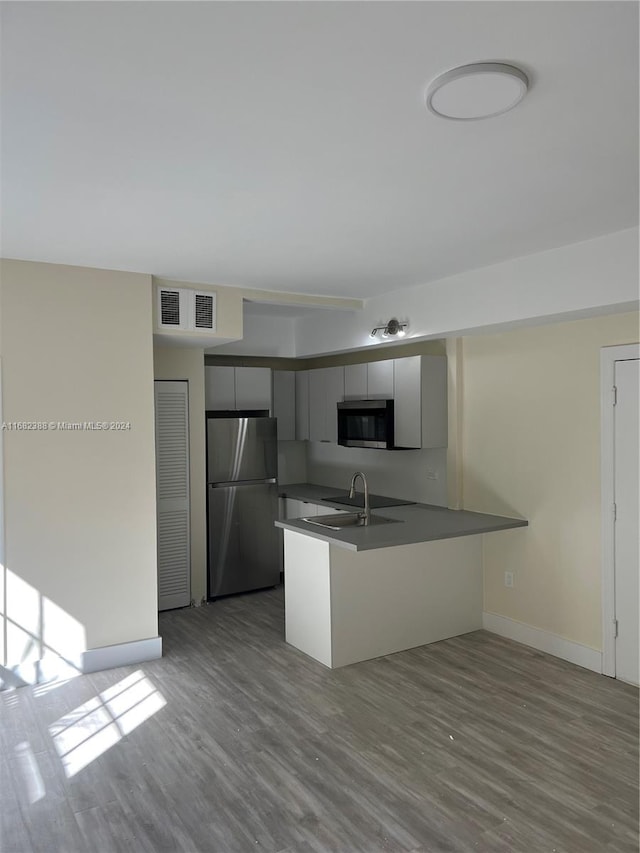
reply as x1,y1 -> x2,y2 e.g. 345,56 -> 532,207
370,318 -> 408,340
425,62 -> 529,121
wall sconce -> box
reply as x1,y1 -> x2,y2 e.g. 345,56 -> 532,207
370,318 -> 408,339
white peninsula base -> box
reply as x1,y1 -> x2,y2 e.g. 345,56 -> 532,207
283,529 -> 483,668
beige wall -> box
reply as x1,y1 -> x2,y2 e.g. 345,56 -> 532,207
461,311 -> 640,650
0,260 -> 158,654
153,345 -> 207,604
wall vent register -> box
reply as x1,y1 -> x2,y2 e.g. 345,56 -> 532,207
160,290 -> 181,326
157,287 -> 216,332
194,293 -> 215,329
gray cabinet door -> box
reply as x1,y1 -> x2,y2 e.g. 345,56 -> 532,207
205,366 -> 235,410
394,356 -> 422,448
420,355 -> 448,448
309,366 -> 344,442
367,360 -> 394,399
324,366 -> 345,443
344,363 -> 367,400
393,355 -> 447,449
308,368 -> 325,442
344,361 -> 393,400
272,370 -> 296,440
235,367 -> 271,410
206,366 -> 272,412
295,371 -> 310,440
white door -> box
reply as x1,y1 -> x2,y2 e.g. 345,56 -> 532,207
613,358 -> 639,685
155,381 -> 191,611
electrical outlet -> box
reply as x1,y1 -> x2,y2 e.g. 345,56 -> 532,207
504,571 -> 514,588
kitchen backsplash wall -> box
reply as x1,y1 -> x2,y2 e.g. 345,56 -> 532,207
306,441 -> 447,505
278,441 -> 308,484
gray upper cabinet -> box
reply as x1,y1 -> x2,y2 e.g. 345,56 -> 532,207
272,370 -> 296,440
234,367 -> 271,410
325,367 -> 345,443
204,356 -> 446,449
205,366 -> 235,410
393,357 -> 422,448
344,363 -> 368,400
308,369 -> 325,442
295,371 -> 310,440
418,355 -> 447,448
205,365 -> 271,411
309,366 -> 344,442
367,360 -> 394,399
344,360 -> 394,400
393,355 -> 447,449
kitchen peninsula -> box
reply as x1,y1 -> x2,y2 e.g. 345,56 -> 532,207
276,483 -> 527,669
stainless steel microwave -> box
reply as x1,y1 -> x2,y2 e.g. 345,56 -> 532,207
337,399 -> 395,449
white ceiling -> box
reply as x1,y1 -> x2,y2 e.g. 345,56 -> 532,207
2,2 -> 638,299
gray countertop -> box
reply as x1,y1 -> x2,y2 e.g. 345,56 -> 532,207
276,482 -> 527,552
278,482 -> 360,504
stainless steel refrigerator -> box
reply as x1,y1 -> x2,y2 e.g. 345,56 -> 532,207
207,414 -> 280,598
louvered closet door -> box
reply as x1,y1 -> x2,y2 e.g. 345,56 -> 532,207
155,381 -> 191,610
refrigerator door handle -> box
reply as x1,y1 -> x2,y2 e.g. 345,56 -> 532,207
209,478 -> 277,488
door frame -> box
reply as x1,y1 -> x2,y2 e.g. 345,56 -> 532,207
600,343 -> 639,677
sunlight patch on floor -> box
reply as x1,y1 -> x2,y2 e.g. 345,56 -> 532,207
49,670 -> 166,778
14,741 -> 45,804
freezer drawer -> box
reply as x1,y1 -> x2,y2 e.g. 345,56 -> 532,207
208,482 -> 280,597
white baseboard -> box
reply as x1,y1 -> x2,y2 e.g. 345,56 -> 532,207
81,636 -> 162,674
483,612 -> 602,674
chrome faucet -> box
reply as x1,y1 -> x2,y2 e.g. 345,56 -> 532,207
349,471 -> 371,525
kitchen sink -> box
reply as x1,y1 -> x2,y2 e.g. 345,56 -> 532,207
301,512 -> 401,530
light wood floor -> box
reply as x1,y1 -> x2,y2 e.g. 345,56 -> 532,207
1,587 -> 638,853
